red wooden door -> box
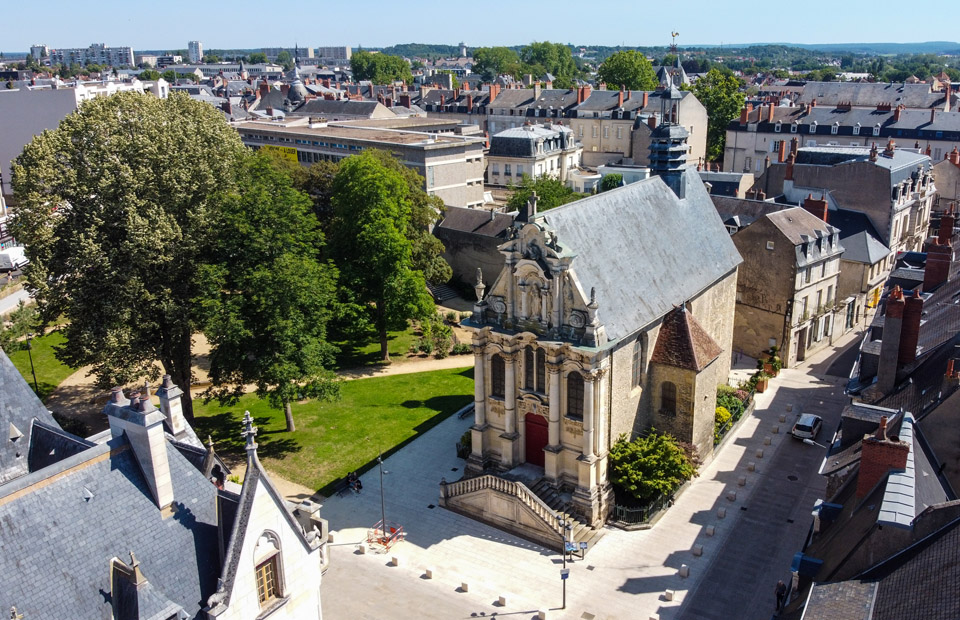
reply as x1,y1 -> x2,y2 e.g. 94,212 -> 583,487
525,413 -> 548,467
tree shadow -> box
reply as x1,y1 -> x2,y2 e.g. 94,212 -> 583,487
192,411 -> 302,464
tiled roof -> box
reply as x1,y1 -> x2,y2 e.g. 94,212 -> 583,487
649,306 -> 723,371
802,580 -> 877,620
766,207 -> 839,245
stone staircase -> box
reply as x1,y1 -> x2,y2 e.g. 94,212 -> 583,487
426,282 -> 459,303
529,478 -> 605,551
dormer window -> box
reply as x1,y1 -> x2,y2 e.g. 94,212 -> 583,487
831,122 -> 839,135
853,123 -> 861,135
791,122 -> 798,134
809,121 -> 817,134
775,121 -> 782,133
873,124 -> 881,136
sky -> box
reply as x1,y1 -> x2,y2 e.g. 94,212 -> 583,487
3,0 -> 960,52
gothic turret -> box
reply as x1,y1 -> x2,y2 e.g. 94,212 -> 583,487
649,85 -> 689,198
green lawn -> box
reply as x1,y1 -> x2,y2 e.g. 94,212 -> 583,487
192,366 -> 474,493
330,323 -> 418,369
7,330 -> 77,401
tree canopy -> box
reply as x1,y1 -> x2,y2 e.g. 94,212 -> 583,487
247,52 -> 268,64
11,92 -> 247,419
471,47 -> 520,81
596,50 -> 658,91
599,174 -> 623,193
138,69 -> 161,81
327,152 -> 434,360
520,41 -> 578,88
608,431 -> 698,504
198,154 -> 340,432
350,51 -> 413,85
690,67 -> 745,163
506,175 -> 582,212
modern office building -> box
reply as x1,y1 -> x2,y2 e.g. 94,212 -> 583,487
188,40 -> 203,63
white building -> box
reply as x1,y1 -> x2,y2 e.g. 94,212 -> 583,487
30,44 -> 49,60
50,43 -> 135,67
188,40 -> 203,63
486,123 -> 582,187
316,46 -> 351,61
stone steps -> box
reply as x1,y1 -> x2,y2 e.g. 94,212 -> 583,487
528,478 -> 604,551
427,282 -> 459,302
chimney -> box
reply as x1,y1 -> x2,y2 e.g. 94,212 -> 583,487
582,84 -> 591,101
576,86 -> 584,105
893,104 -> 904,122
155,375 -> 186,435
740,106 -> 749,124
767,103 -> 775,122
925,144 -> 932,156
259,81 -> 268,97
625,90 -> 631,101
266,106 -> 274,116
323,78 -> 331,88
488,83 -> 500,105
103,386 -> 174,509
221,100 -> 232,115
939,207 -> 956,245
778,140 -> 787,163
642,91 -> 649,108
647,113 -> 658,130
949,146 -> 960,166
870,142 -> 879,162
883,139 -> 896,158
466,94 -> 473,111
930,108 -> 936,124
923,239 -> 953,290
520,191 -> 539,222
617,87 -> 623,108
803,193 -> 829,222
533,81 -> 541,101
399,93 -> 411,108
877,287 -> 905,394
790,136 -> 799,155
785,151 -> 796,181
945,83 -> 951,113
899,289 -> 923,366
464,81 -> 470,91
810,98 -> 817,108
856,416 -> 910,498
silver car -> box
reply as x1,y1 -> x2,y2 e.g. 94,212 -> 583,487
792,413 -> 822,440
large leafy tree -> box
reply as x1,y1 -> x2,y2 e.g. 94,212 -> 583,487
608,431 -> 698,504
506,174 -> 581,212
691,67 -> 745,163
597,50 -> 658,91
520,41 -> 578,87
10,91 -> 246,419
328,152 -> 434,361
350,51 -> 413,85
471,47 -> 520,81
198,154 -> 340,432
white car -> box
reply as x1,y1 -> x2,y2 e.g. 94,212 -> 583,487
792,414 -> 822,441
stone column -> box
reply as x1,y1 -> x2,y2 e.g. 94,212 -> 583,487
519,282 -> 529,319
504,351 -> 517,435
552,268 -> 565,331
540,285 -> 550,324
582,372 -> 595,458
504,256 -> 516,322
547,362 -> 562,446
472,344 -> 486,427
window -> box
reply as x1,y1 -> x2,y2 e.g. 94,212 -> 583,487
566,373 -> 584,419
592,126 -> 598,138
524,346 -> 535,390
616,126 -> 623,140
827,285 -> 833,305
516,164 -> 523,176
603,126 -> 609,139
660,382 -> 677,416
802,296 -> 809,318
805,266 -> 812,284
853,123 -> 861,135
536,349 -> 545,392
491,354 -> 505,397
791,122 -> 798,133
427,166 -> 435,188
766,241 -> 775,250
256,556 -> 280,606
809,122 -> 817,134
578,125 -> 583,137
831,123 -> 839,135
873,124 -> 881,136
504,163 -> 511,176
775,121 -> 782,133
816,290 -> 823,310
492,163 -> 499,175
632,336 -> 645,387
821,262 -> 827,278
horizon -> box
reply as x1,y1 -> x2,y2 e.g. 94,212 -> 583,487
4,0 -> 960,53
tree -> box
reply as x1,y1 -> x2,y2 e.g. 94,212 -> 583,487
10,92 -> 246,420
138,69 -> 161,81
691,67 -> 745,163
520,41 -> 578,85
471,47 -> 520,81
247,52 -> 267,64
0,301 -> 38,353
275,51 -> 293,71
597,50 -> 658,91
506,174 -> 581,212
350,51 -> 412,84
328,152 -> 434,361
599,174 -> 623,193
198,154 -> 340,432
161,69 -> 176,82
608,431 -> 698,504
202,54 -> 222,64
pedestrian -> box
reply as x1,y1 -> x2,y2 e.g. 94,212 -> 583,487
775,579 -> 787,614
348,471 -> 362,493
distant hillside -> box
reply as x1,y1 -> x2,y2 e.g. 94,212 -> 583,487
760,41 -> 960,55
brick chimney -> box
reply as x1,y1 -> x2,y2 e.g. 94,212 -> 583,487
778,140 -> 787,163
923,239 -> 953,290
617,87 -> 623,108
899,289 -> 923,366
877,286 -> 905,394
642,91 -> 649,108
466,94 -> 473,111
740,106 -> 749,124
870,142 -> 879,162
399,93 -> 411,108
625,90 -> 631,101
266,106 -> 274,116
893,104 -> 904,122
803,193 -> 829,222
949,146 -> 960,166
785,151 -> 796,181
582,84 -> 591,101
323,78 -> 331,88
647,113 -> 658,130
856,416 -> 910,498
221,100 -> 232,115
939,207 -> 956,244
103,386 -> 174,509
488,83 -> 500,105
790,136 -> 799,155
767,103 -> 775,122
259,81 -> 268,97
810,98 -> 817,108
883,139 -> 896,158
280,84 -> 290,96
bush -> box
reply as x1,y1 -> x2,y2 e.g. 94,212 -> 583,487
451,342 -> 472,355
445,310 -> 458,322
716,385 -> 745,421
460,429 -> 472,451
460,312 -> 472,321
714,406 -> 732,443
608,431 -> 698,505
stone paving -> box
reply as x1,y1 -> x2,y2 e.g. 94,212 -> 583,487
318,331 -> 863,620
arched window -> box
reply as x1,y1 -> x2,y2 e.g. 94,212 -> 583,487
567,372 -> 584,419
254,531 -> 284,607
660,382 -> 677,416
524,346 -> 535,390
491,354 -> 505,398
536,349 -> 546,392
632,335 -> 646,387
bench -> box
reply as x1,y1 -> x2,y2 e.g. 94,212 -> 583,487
333,477 -> 353,498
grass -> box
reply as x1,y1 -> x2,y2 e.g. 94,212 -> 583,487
192,366 -> 474,493
7,330 -> 77,401
330,323 -> 418,369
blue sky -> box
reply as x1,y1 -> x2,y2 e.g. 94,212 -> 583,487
3,0 -> 959,52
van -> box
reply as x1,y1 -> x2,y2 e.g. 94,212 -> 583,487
0,247 -> 28,272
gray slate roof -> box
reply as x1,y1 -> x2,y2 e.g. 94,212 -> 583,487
0,436 -> 220,619
840,230 -> 890,264
541,168 -> 742,342
0,347 -> 57,484
796,81 -> 950,109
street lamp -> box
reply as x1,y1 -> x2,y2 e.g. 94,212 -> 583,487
803,438 -> 827,449
25,332 -> 38,394
556,514 -> 574,609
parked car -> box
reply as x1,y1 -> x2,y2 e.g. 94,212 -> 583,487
791,413 -> 822,441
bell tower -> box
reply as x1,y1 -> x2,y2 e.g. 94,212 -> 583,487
649,85 -> 689,198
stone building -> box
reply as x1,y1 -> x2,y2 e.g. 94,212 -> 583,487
486,122 -> 582,186
442,98 -> 741,542
0,348 -> 328,619
729,205 -> 844,366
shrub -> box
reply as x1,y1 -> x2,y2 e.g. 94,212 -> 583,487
714,406 -> 732,443
460,311 -> 472,321
460,429 -> 472,451
445,310 -> 458,322
451,342 -> 472,355
608,431 -> 697,505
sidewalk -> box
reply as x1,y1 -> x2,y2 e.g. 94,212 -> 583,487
315,332 -> 861,620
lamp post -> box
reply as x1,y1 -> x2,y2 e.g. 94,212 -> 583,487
378,450 -> 387,543
803,438 -> 828,449
25,332 -> 38,394
556,514 -> 573,609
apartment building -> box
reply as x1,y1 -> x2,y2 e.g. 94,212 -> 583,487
49,43 -> 134,67
486,123 -> 582,186
235,120 -> 485,208
316,46 -> 352,61
188,40 -> 203,63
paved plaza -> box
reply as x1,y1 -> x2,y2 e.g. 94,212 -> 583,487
317,333 -> 861,620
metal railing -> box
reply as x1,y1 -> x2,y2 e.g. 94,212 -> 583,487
613,493 -> 672,525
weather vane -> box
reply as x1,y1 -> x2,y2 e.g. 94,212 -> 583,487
671,31 -> 680,55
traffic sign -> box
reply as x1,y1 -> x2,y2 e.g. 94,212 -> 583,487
579,542 -> 588,550
560,568 -> 570,580
565,542 -> 577,553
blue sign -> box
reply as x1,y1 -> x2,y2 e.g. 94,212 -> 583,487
579,542 -> 588,550
560,568 -> 570,580
565,542 -> 577,553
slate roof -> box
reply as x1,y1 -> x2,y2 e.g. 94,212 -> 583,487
571,89 -> 693,114
766,207 -> 840,245
540,168 -> 742,342
827,209 -> 884,242
436,206 -> 514,238
486,88 -> 580,113
649,306 -> 723,371
0,436 -> 221,619
802,580 -> 877,620
290,98 -> 389,118
711,195 -> 789,228
838,231 -> 890,265
0,347 -> 57,484
796,81 -> 951,109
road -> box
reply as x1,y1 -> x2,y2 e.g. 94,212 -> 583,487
0,286 -> 31,316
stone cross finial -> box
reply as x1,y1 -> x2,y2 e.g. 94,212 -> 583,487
242,411 -> 258,452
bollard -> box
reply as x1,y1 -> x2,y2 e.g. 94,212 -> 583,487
460,582 -> 469,593
537,610 -> 549,620
706,525 -> 715,536
498,595 -> 508,606
764,436 -> 772,446
727,490 -> 737,502
756,449 -> 764,458
424,568 -> 434,579
692,544 -> 703,557
679,564 -> 690,578
738,475 -> 746,487
772,425 -> 779,434
748,461 -> 756,472
358,543 -> 367,554
391,556 -> 401,567
664,589 -> 675,601
717,507 -> 727,518
779,414 -> 786,423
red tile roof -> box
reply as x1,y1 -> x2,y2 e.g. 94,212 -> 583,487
650,306 -> 723,371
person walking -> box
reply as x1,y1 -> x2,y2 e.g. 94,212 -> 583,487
775,579 -> 787,615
